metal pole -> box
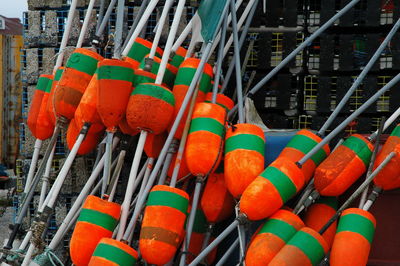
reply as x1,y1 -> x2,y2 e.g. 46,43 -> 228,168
76,0 -> 97,48
95,0 -> 117,41
38,146 -> 55,207
23,139 -> 42,193
211,10 -> 228,104
96,0 -> 106,31
230,0 -> 244,123
188,220 -> 239,266
179,181 -> 202,266
318,18 -> 400,136
298,73 -> 400,166
359,118 -> 385,208
102,131 -> 113,198
122,0 -> 150,50
370,106 -> 400,141
215,238 -> 240,266
113,0 -> 125,58
228,0 -> 361,116
221,0 -> 258,93
157,147 -> 175,185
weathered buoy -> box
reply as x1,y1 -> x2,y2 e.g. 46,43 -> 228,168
70,195 -> 121,266
245,209 -> 305,266
185,103 -> 226,176
204,92 -> 235,112
27,74 -> 53,138
224,123 -> 265,198
139,185 -> 189,265
200,172 -> 235,223
330,208 -> 376,266
88,237 -> 138,266
269,227 -> 329,266
66,119 -> 103,155
373,124 -> 400,190
144,132 -> 167,159
46,67 -> 64,126
123,37 -> 163,69
139,55 -> 177,88
314,134 -> 373,196
97,59 -> 134,128
240,157 -> 305,221
279,129 -> 330,181
303,197 -> 338,248
35,75 -> 55,140
74,71 -> 105,134
170,46 -> 187,69
169,58 -> 214,139
54,48 -> 103,120
126,83 -> 175,135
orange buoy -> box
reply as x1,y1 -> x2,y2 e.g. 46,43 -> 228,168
204,92 -> 235,112
70,195 -> 121,266
144,132 -> 167,159
123,37 -> 163,69
373,124 -> 400,190
245,209 -> 305,266
54,48 -> 103,120
139,55 -> 178,88
169,58 -> 214,139
118,115 -> 139,136
66,119 -> 103,155
279,129 -> 330,182
132,69 -> 157,88
46,67 -> 64,126
74,71 -> 105,134
126,83 -> 175,134
34,75 -> 55,140
27,74 -> 53,138
330,208 -> 376,266
97,59 -> 134,129
185,103 -> 226,176
240,157 -> 305,221
303,197 -> 338,248
224,123 -> 265,198
88,237 -> 138,266
314,134 -> 373,196
139,185 -> 189,265
269,227 -> 329,266
167,151 -> 191,182
186,208 -> 217,264
200,172 -> 235,223
170,46 -> 187,69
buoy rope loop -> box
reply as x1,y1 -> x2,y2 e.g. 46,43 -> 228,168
235,212 -> 248,226
45,248 -> 65,266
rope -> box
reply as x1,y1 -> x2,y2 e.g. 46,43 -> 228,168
46,249 -> 65,266
30,220 -> 47,255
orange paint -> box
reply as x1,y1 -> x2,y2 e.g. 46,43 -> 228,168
88,237 -> 138,266
200,173 -> 235,223
144,132 -> 167,158
46,67 -> 64,126
70,196 -> 121,266
35,75 -> 55,140
66,119 -> 104,155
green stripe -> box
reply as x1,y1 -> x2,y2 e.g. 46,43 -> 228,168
316,197 -> 338,210
390,125 -> 400,137
192,209 -> 207,233
77,208 -> 118,231
126,41 -> 161,63
132,73 -> 155,87
225,134 -> 265,156
45,78 -> 53,93
93,243 -> 136,266
285,134 -> 327,166
260,166 -> 297,203
204,100 -> 230,112
66,52 -> 99,76
288,230 -> 326,266
174,67 -> 212,93
188,117 -> 224,136
139,59 -> 176,87
54,68 -> 64,81
170,53 -> 185,68
337,213 -> 375,243
341,136 -> 372,167
146,190 -> 189,215
98,65 -> 133,83
258,218 -> 297,242
131,84 -> 175,106
36,76 -> 51,92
